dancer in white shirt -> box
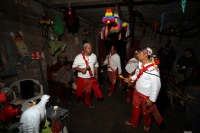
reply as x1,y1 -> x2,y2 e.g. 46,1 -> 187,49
125,51 -> 139,102
73,43 -> 103,109
124,47 -> 163,131
103,46 -> 122,96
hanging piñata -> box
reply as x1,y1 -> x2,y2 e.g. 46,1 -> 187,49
39,15 -> 52,38
102,8 -> 115,24
53,14 -> 65,36
110,7 -> 122,34
63,6 -> 76,25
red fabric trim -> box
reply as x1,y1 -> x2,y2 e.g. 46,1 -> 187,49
91,77 -> 103,99
81,54 -> 103,99
0,92 -> 6,104
76,77 -> 84,98
126,90 -> 133,99
133,63 -> 154,85
107,54 -> 115,71
82,53 -> 93,77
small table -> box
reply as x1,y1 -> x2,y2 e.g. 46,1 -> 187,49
46,106 -> 69,133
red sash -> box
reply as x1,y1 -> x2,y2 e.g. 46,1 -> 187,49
134,63 -> 163,125
107,54 -> 115,71
133,63 -> 154,85
82,54 -> 103,99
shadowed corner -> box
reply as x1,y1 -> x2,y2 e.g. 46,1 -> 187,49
159,122 -> 167,130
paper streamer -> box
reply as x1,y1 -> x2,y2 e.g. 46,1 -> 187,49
181,0 -> 186,13
160,12 -> 165,32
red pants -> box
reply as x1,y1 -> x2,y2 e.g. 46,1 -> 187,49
108,70 -> 117,94
130,89 -> 153,127
126,90 -> 133,100
76,78 -> 93,106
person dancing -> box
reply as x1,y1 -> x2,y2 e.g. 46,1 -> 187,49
125,51 -> 139,102
73,43 -> 103,108
103,46 -> 122,96
124,47 -> 163,131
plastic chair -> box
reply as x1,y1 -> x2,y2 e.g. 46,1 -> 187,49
10,79 -> 44,111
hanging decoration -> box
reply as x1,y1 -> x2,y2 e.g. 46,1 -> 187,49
110,7 -> 122,34
168,1 -> 174,24
63,6 -> 76,25
63,3 -> 80,34
53,14 -> 65,41
10,31 -> 31,64
82,29 -> 90,41
181,0 -> 187,13
131,5 -> 200,37
48,41 -> 66,55
122,22 -> 130,37
101,7 -> 130,40
102,8 -> 115,24
32,52 -> 45,60
160,12 -> 165,32
39,15 -> 52,38
65,17 -> 80,34
82,29 -> 90,36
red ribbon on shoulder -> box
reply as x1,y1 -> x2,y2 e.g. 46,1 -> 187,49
133,63 -> 154,85
82,54 -> 103,99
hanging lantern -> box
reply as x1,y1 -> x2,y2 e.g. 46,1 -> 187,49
82,29 -> 89,36
63,6 -> 76,25
39,15 -> 51,38
102,8 -> 115,24
110,7 -> 122,34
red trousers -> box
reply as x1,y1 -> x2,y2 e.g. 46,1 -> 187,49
130,89 -> 153,127
126,90 -> 133,100
76,77 -> 93,106
108,70 -> 117,94
78,93 -> 91,106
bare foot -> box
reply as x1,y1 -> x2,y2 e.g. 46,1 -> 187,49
144,125 -> 150,131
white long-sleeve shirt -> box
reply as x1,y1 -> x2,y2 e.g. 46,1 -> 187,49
104,53 -> 122,74
125,58 -> 139,74
72,53 -> 98,78
130,63 -> 161,102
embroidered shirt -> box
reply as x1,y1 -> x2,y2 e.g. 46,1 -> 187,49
125,58 -> 139,74
130,63 -> 161,102
72,53 -> 98,78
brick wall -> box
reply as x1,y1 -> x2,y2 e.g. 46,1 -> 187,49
0,1 -> 98,94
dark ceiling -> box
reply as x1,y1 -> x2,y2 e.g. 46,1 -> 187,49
37,0 -> 200,26
34,0 -> 200,37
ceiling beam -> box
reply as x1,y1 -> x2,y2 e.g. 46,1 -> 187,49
55,0 -> 180,10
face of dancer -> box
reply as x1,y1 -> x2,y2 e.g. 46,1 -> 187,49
84,44 -> 92,55
135,52 -> 139,60
110,49 -> 116,55
137,51 -> 148,62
